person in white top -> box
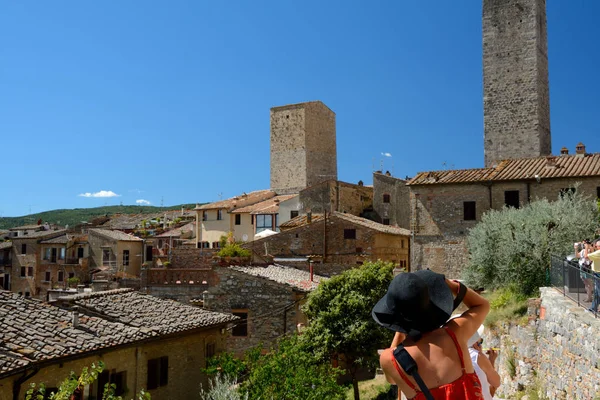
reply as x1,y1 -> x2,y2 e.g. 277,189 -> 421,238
468,326 -> 500,400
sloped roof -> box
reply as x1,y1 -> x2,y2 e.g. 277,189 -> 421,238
279,214 -> 325,229
230,264 -> 324,292
88,229 -> 142,242
231,194 -> 298,214
408,153 -> 600,185
155,221 -> 196,238
60,289 -> 238,335
0,242 -> 12,251
331,212 -> 412,236
8,224 -> 43,231
279,213 -> 410,236
10,230 -> 67,240
195,190 -> 276,211
0,290 -> 150,376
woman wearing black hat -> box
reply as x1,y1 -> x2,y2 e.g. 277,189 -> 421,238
372,270 -> 490,400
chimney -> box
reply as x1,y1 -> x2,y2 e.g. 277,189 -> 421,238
545,156 -> 557,167
560,147 -> 569,155
358,180 -> 363,186
72,306 -> 79,328
385,171 -> 391,176
576,142 -> 586,156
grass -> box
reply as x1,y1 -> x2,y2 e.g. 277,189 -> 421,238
484,287 -> 530,329
345,375 -> 392,400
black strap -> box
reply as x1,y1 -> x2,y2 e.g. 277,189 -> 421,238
453,280 -> 467,311
393,345 -> 435,400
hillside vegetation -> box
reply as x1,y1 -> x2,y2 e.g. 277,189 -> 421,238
0,204 -> 198,230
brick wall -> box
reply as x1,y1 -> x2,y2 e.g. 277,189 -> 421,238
171,247 -> 217,268
483,0 -> 551,167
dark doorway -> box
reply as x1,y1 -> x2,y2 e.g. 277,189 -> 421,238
146,245 -> 153,262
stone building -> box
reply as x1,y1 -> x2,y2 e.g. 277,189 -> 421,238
37,233 -> 89,299
87,229 -> 143,282
9,228 -> 66,298
483,0 -> 551,167
299,179 -> 373,217
203,265 -> 321,355
0,242 -> 11,290
372,171 -> 410,229
406,148 -> 600,277
247,211 -> 411,275
0,289 -> 236,400
270,101 -> 337,194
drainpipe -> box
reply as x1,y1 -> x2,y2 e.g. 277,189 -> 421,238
309,261 -> 314,282
13,368 -> 39,400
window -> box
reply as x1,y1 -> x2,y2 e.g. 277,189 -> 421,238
356,247 -> 363,253
20,267 -> 26,277
77,247 -> 84,258
383,194 -> 391,203
217,210 -> 223,221
201,241 -> 210,249
147,356 -> 169,390
123,250 -> 130,266
232,310 -> 248,337
202,211 -> 207,221
45,271 -> 51,282
560,187 -> 576,198
212,241 -> 220,249
251,215 -> 254,225
58,271 -> 64,282
205,342 -> 216,368
401,239 -> 405,249
25,291 -> 30,298
344,229 -> 356,239
382,218 -> 390,225
504,190 -> 520,208
255,215 -> 273,234
235,214 -> 241,225
59,248 -> 65,260
21,244 -> 26,255
102,249 -> 111,266
464,201 -> 476,221
290,210 -> 299,219
69,272 -> 75,279
110,371 -> 127,396
28,267 -> 33,277
44,248 -> 51,260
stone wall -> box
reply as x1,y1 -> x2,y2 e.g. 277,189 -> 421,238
171,247 -> 217,268
373,172 -> 410,229
486,288 -> 600,399
203,268 -> 305,355
300,180 -> 373,217
483,0 -> 551,167
270,101 -> 337,194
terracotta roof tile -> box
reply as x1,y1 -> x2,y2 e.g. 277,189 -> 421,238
0,242 -> 11,251
155,221 -> 196,238
231,195 -> 298,214
88,229 -> 142,242
60,289 -> 238,335
0,290 -> 150,376
279,214 -> 325,229
332,212 -> 412,236
195,190 -> 276,211
408,153 -> 600,185
230,264 -> 324,292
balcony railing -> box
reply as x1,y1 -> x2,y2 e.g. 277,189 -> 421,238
549,254 -> 598,317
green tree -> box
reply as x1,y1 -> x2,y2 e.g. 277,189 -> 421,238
25,361 -> 150,400
463,188 -> 599,295
300,260 -> 395,400
240,334 -> 344,400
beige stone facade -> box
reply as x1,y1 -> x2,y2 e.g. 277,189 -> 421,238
87,230 -> 143,280
270,101 -> 337,194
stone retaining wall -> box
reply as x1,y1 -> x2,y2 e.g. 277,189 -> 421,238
487,287 -> 600,399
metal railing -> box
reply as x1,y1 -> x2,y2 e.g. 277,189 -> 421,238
549,254 -> 598,317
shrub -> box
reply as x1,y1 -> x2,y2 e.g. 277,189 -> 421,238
463,187 -> 599,296
199,374 -> 248,400
217,243 -> 250,258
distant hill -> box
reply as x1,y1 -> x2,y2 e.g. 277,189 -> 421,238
0,204 -> 199,230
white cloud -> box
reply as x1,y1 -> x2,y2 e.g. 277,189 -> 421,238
381,152 -> 392,157
78,190 -> 120,198
136,199 -> 151,205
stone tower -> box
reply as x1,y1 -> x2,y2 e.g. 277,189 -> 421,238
483,0 -> 551,167
270,101 -> 337,195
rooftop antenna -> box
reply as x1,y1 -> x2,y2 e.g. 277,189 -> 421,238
160,197 -> 164,208
218,192 -> 223,200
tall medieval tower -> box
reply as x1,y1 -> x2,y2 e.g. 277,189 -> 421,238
483,0 -> 551,167
270,101 -> 337,195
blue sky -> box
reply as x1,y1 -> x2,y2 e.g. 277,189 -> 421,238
1,1 -> 598,217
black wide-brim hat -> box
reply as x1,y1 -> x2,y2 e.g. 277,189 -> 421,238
372,270 -> 453,336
